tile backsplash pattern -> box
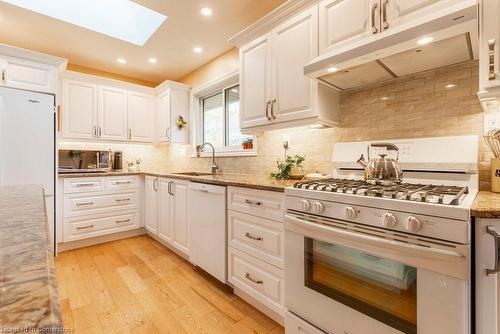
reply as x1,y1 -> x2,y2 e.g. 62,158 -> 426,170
60,61 -> 490,189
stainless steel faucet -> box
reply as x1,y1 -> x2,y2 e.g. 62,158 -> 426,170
196,142 -> 218,175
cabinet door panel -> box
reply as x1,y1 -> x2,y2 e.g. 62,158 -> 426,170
479,0 -> 500,90
1,55 -> 56,93
319,0 -> 376,53
273,6 -> 318,123
240,34 -> 273,128
170,89 -> 189,144
157,91 -> 171,142
171,181 -> 189,254
128,92 -> 154,142
98,86 -> 127,141
61,80 -> 97,140
144,176 -> 158,235
158,178 -> 172,243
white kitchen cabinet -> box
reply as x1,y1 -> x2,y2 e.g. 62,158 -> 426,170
240,34 -> 273,128
128,92 -> 155,142
0,55 -> 57,93
479,0 -> 500,95
170,180 -> 189,254
144,176 -> 158,235
97,86 -> 128,141
158,178 -> 173,243
319,0 -> 378,53
156,83 -> 190,144
476,218 -> 500,334
157,91 -> 171,142
61,79 -> 98,140
238,5 -> 339,131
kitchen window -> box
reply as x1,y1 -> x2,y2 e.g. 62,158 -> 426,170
192,72 -> 256,157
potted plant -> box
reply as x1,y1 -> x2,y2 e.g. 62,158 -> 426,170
242,138 -> 253,150
271,155 -> 305,180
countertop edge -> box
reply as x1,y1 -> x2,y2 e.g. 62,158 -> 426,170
471,191 -> 500,218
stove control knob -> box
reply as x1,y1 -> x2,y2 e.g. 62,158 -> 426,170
405,216 -> 422,233
383,213 -> 397,228
312,202 -> 325,214
298,199 -> 311,211
345,207 -> 357,220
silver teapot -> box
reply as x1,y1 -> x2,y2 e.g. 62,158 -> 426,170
357,143 -> 402,185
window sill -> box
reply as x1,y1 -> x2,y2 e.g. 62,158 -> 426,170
190,147 -> 257,158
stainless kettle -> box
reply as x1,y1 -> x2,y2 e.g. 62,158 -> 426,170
356,143 -> 402,185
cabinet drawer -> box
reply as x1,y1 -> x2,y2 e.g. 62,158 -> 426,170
285,310 -> 326,334
106,175 -> 139,190
64,177 -> 106,194
64,190 -> 138,218
228,247 -> 284,315
228,210 -> 284,269
228,186 -> 284,222
64,211 -> 138,242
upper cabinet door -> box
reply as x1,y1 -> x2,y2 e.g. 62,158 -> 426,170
97,86 -> 128,141
272,6 -> 318,124
319,0 -> 379,54
240,34 -> 273,129
169,88 -> 189,144
0,55 -> 56,93
480,0 -> 500,91
127,92 -> 154,142
157,91 -> 171,142
61,79 -> 98,140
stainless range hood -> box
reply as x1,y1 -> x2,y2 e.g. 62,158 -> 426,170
305,3 -> 478,91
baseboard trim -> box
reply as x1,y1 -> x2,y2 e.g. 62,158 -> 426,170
233,287 -> 285,326
57,228 -> 146,253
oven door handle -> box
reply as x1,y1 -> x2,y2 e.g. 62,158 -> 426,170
284,214 -> 466,263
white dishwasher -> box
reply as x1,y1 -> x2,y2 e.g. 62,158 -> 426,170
188,182 -> 227,283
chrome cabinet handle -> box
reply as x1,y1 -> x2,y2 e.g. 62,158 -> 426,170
245,232 -> 263,241
75,183 -> 96,187
487,226 -> 500,275
371,2 -> 378,34
1,67 -> 5,82
153,178 -> 158,191
93,126 -> 97,138
489,39 -> 496,80
76,224 -> 94,230
116,219 -> 131,224
168,181 -> 174,196
270,98 -> 276,119
244,199 -> 263,206
382,0 -> 389,29
265,101 -> 271,121
76,201 -> 94,206
128,128 -> 132,140
98,126 -> 102,138
245,273 -> 263,285
113,180 -> 131,185
115,198 -> 130,203
166,127 -> 170,140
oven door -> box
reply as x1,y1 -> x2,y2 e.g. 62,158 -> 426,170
284,212 -> 470,334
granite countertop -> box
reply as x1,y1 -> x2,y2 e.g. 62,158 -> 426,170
59,171 -> 302,192
0,185 -> 62,331
471,191 -> 500,218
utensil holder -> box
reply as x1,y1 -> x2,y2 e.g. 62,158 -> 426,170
492,158 -> 500,193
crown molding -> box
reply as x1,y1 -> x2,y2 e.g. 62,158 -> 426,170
228,0 -> 319,47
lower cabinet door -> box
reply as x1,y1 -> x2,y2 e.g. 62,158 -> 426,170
144,176 -> 158,235
158,178 -> 173,243
171,180 -> 189,254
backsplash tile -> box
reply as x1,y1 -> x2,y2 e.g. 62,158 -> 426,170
59,61 -> 490,189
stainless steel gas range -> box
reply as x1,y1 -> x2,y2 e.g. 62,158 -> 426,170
283,136 -> 478,334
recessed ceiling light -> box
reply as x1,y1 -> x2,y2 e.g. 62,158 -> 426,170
0,0 -> 167,46
117,58 -> 126,64
327,66 -> 338,73
445,84 -> 457,89
417,37 -> 434,46
193,47 -> 203,53
381,97 -> 389,100
200,7 -> 212,16
148,58 -> 157,64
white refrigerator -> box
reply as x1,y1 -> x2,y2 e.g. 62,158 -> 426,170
0,86 -> 55,252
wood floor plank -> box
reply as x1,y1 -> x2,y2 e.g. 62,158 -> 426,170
56,235 -> 284,334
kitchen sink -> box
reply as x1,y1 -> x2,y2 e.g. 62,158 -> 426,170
173,172 -> 213,176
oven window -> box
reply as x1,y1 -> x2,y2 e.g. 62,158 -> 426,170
305,238 -> 417,334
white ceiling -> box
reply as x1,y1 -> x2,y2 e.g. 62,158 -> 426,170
0,0 -> 286,85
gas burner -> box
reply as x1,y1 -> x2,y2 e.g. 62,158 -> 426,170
293,179 -> 468,206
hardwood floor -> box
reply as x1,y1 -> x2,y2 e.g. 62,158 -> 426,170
55,235 -> 285,334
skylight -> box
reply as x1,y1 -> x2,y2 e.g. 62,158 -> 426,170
1,0 -> 167,46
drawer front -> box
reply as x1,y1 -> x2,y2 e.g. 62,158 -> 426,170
106,175 -> 140,190
285,310 -> 327,334
228,186 -> 284,222
64,211 -> 138,242
228,247 -> 284,315
64,190 -> 138,218
63,177 -> 106,194
228,210 -> 284,268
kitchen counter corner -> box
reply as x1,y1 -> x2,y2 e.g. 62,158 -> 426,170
0,185 -> 62,331
471,191 -> 500,218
